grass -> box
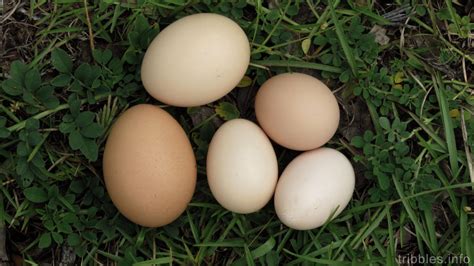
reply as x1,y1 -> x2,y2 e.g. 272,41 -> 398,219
1,0 -> 473,265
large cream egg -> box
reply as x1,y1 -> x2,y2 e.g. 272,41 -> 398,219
141,13 -> 250,107
103,104 -> 196,227
206,119 -> 278,213
274,148 -> 355,230
255,73 -> 340,151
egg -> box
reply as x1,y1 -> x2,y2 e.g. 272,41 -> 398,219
206,119 -> 278,213
255,73 -> 340,151
102,104 -> 196,227
274,147 -> 355,230
141,13 -> 250,107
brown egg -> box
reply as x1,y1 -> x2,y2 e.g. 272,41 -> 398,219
102,104 -> 196,227
255,73 -> 340,151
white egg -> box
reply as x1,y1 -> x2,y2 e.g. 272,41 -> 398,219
141,13 -> 250,107
274,147 -> 355,230
206,119 -> 278,214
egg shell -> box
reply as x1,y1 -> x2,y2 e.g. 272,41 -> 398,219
255,73 -> 340,151
141,13 -> 250,107
274,147 -> 355,230
206,119 -> 278,214
103,104 -> 196,227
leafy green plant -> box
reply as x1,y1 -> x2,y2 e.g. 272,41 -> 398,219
215,102 -> 240,121
15,119 -> 49,187
437,5 -> 473,38
59,95 -> 104,161
123,15 -> 159,65
2,61 -> 59,114
314,16 -> 380,82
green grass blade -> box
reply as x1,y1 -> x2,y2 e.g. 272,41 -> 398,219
251,237 -> 275,259
406,109 -> 447,151
433,73 -> 459,177
445,0 -> 462,36
352,7 -> 391,25
251,59 -> 343,73
133,257 -> 173,265
329,3 -> 357,77
393,176 -> 434,254
244,244 -> 256,266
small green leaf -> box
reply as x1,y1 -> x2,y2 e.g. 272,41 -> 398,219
82,230 -> 97,243
75,111 -> 95,128
59,122 -> 76,134
215,102 -> 240,121
286,5 -> 298,16
17,142 -> 29,157
416,6 -> 426,17
128,32 -> 140,49
339,70 -> 350,83
92,49 -> 103,63
93,49 -> 113,64
44,220 -> 54,231
22,91 -> 35,105
24,187 -> 49,203
67,233 -> 81,247
80,139 -> 98,161
351,136 -> 364,148
363,130 -> 374,142
24,68 -> 41,91
74,63 -> 92,84
379,117 -> 391,130
123,49 -> 139,64
266,9 -> 280,21
35,85 -> 56,107
38,232 -> 52,249
52,232 -> 63,244
51,74 -> 71,87
68,130 -> 84,150
107,58 -> 122,74
68,94 -> 81,117
301,38 -> 311,55
313,35 -> 327,46
36,89 -> 59,109
52,48 -> 73,73
38,232 -> 51,248
25,119 -> 40,130
321,54 -> 332,64
0,128 -> 10,138
378,172 -> 390,190
69,180 -> 85,194
63,212 -> 78,224
57,222 -> 73,234
27,131 -> 43,146
10,61 -> 29,81
0,117 -> 10,138
80,123 -> 103,138
237,76 -> 253,88
134,14 -> 149,35
2,79 -> 23,96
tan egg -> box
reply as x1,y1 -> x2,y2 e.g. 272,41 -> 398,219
274,148 -> 355,230
102,104 -> 196,227
206,119 -> 278,214
141,13 -> 250,107
255,73 -> 340,151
